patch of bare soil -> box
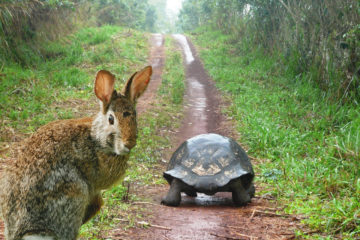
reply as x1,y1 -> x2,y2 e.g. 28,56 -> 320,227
116,35 -> 307,240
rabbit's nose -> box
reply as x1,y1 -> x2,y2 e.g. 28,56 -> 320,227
122,147 -> 130,154
124,142 -> 136,150
124,143 -> 133,150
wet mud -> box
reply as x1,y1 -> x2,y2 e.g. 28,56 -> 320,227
172,34 -> 230,145
136,33 -> 165,115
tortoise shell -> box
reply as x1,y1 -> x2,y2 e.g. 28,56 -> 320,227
163,134 -> 254,192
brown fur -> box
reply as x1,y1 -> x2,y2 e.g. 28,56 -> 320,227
0,66 -> 152,240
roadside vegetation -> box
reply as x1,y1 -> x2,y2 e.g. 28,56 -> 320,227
0,25 -> 148,143
0,0 -> 159,144
190,26 -> 359,240
179,1 -> 359,104
179,1 -> 359,238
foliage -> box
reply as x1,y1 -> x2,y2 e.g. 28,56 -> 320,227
159,37 -> 185,104
0,0 -> 75,64
92,0 -> 156,31
179,0 -> 360,103
148,0 -> 179,33
0,25 -> 148,141
191,27 -> 360,238
0,0 -> 156,64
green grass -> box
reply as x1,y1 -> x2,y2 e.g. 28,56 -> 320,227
79,35 -> 185,238
0,24 -> 151,237
159,36 -> 185,104
0,25 -> 148,141
190,28 -> 360,239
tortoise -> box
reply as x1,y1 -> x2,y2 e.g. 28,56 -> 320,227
161,133 -> 255,206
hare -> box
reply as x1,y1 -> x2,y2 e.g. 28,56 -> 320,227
0,66 -> 152,240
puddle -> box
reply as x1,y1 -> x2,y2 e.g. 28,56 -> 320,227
172,35 -> 209,136
150,34 -> 163,68
152,57 -> 161,67
152,33 -> 163,47
182,193 -> 234,206
187,77 -> 207,122
172,34 -> 195,64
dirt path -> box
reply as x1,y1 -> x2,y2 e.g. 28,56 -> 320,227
136,33 -> 165,114
122,34 -> 306,240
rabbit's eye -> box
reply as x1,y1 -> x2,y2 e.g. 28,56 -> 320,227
123,111 -> 131,118
108,114 -> 114,125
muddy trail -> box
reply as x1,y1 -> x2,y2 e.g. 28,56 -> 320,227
123,35 -> 306,240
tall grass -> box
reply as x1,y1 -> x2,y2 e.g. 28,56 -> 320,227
159,36 -> 185,104
0,0 -> 155,65
191,28 -> 360,239
0,25 -> 147,141
179,1 -> 360,104
0,0 -> 76,65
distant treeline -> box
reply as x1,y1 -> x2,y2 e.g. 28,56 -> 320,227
179,0 -> 360,103
0,0 -> 156,65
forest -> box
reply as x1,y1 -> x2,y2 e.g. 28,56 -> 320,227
0,0 -> 359,239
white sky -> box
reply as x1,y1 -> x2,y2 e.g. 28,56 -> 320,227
166,0 -> 183,15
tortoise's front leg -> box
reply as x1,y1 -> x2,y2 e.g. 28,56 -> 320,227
161,178 -> 182,206
231,180 -> 251,206
247,182 -> 255,198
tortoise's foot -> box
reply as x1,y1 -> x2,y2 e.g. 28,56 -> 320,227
247,183 -> 255,198
161,194 -> 180,206
232,183 -> 251,206
161,179 -> 182,206
232,190 -> 250,206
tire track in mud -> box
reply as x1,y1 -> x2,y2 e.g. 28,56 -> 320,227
126,34 -> 305,240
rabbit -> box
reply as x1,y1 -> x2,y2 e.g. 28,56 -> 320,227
0,66 -> 152,240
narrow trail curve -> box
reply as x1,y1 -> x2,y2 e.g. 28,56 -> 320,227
171,34 -> 226,143
127,34 -> 304,240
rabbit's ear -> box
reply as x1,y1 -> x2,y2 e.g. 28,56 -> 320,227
123,66 -> 152,103
95,70 -> 115,104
